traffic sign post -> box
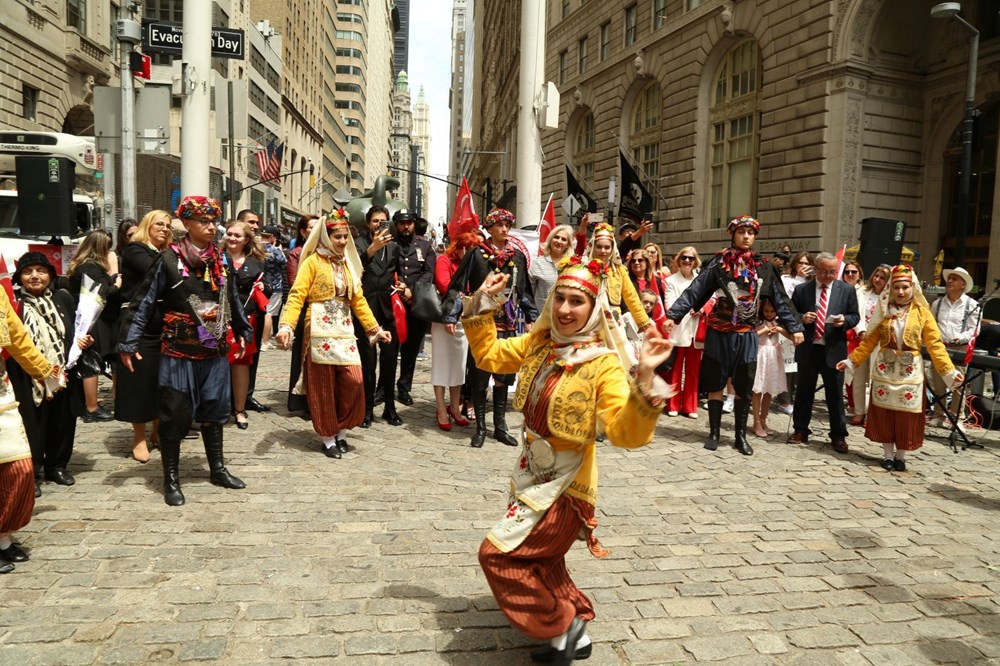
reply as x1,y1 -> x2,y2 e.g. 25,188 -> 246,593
561,194 -> 581,219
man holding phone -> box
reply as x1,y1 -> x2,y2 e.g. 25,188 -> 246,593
789,252 -> 860,452
618,216 -> 655,258
392,210 -> 436,406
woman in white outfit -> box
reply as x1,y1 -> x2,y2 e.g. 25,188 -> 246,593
849,263 -> 889,426
663,246 -> 702,417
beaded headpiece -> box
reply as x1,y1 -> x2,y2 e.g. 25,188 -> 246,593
324,208 -> 350,231
176,195 -> 222,220
555,256 -> 610,299
890,264 -> 915,284
591,223 -> 615,242
727,215 -> 760,235
483,208 -> 515,228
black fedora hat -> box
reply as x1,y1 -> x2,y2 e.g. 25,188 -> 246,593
13,251 -> 57,286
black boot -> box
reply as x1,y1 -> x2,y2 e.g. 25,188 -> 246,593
201,424 -> 246,489
733,398 -> 754,456
705,400 -> 723,451
360,399 -> 373,428
160,438 -> 185,506
470,392 -> 488,448
492,387 -> 518,446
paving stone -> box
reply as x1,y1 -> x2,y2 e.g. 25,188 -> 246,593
786,624 -> 861,649
683,635 -> 755,661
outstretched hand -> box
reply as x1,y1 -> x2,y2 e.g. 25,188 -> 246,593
637,327 -> 674,381
481,272 -> 509,297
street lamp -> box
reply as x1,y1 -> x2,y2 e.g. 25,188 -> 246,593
931,2 -> 979,268
463,148 -> 509,211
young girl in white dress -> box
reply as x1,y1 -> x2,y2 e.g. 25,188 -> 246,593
752,298 -> 791,438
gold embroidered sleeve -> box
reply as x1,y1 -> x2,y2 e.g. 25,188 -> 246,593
463,313 -> 532,375
848,319 -> 883,367
280,256 -> 315,329
596,356 -> 659,449
619,266 -> 651,329
2,291 -> 52,380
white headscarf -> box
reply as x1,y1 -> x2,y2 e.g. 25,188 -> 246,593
300,213 -> 364,299
582,224 -> 623,269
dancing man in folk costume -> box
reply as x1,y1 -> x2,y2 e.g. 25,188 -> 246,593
465,257 -> 673,665
445,208 -> 538,448
665,215 -> 803,455
119,196 -> 253,506
277,210 -> 391,458
837,265 -> 963,472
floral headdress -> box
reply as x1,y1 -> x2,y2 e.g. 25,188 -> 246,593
583,223 -> 623,269
483,208 -> 515,228
324,207 -> 351,232
176,195 -> 222,220
591,223 -> 615,241
556,256 -> 610,299
727,215 -> 760,235
890,264 -> 915,284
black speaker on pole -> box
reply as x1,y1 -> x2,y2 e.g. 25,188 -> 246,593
856,217 -> 906,277
14,156 -> 76,236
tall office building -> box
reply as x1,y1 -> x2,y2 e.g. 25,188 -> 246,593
390,72 -> 412,207
393,0 -> 409,75
412,86 -> 431,216
446,0 -> 469,210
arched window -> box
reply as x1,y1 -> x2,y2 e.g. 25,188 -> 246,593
629,81 -> 661,185
708,39 -> 761,228
573,110 -> 596,180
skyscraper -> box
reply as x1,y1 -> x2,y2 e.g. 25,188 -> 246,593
393,0 -> 410,75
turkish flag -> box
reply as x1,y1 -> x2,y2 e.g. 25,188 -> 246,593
537,193 -> 556,253
448,177 -> 479,239
834,244 -> 847,279
251,278 -> 270,311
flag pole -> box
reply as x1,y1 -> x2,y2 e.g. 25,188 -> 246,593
613,133 -> 670,209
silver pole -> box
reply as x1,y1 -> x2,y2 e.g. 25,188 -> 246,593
119,3 -> 136,219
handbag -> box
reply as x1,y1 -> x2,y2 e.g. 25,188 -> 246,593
74,347 -> 105,379
226,313 -> 258,365
410,282 -> 458,324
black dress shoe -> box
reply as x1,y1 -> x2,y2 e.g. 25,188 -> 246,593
335,439 -> 350,454
494,429 -> 518,446
81,406 -> 114,423
879,458 -> 894,471
0,543 -> 29,562
381,410 -> 403,426
34,481 -> 41,498
233,411 -> 249,430
44,469 -> 75,486
360,410 -> 373,428
397,389 -> 414,406
555,618 -> 587,666
530,641 -> 593,663
322,443 -> 342,459
247,398 -> 270,413
373,389 -> 385,406
0,562 -> 13,574
893,458 -> 906,472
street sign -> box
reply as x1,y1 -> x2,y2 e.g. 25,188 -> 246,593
142,20 -> 245,60
561,194 -> 581,218
94,86 -> 171,154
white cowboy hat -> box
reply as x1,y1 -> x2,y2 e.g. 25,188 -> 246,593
942,267 -> 974,294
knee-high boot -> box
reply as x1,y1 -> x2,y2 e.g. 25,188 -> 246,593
705,400 -> 723,451
733,398 -> 754,456
470,390 -> 488,448
201,423 -> 246,489
160,438 -> 184,506
492,386 -> 518,446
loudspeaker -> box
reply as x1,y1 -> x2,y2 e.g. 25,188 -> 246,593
15,156 -> 76,236
969,394 -> 1000,430
857,217 -> 906,277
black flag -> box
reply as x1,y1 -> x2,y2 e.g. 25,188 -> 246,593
565,166 -> 598,215
618,150 -> 653,225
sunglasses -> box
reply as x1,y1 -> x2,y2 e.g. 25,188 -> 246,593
679,255 -> 695,262
844,270 -> 859,275
630,259 -> 647,263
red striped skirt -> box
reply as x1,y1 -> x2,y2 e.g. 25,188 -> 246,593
302,358 -> 364,437
478,495 -> 596,641
864,404 -> 925,451
0,458 -> 35,535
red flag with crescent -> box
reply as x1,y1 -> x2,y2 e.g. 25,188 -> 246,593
449,177 -> 479,239
537,193 -> 556,253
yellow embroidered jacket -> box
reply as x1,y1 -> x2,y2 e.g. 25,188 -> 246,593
464,312 -> 660,505
280,253 -> 379,335
848,303 -> 955,377
0,290 -> 53,380
608,264 -> 651,330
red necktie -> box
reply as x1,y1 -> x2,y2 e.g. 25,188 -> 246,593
815,284 -> 828,341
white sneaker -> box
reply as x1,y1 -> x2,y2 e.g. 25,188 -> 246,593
779,404 -> 794,415
928,415 -> 945,428
722,397 -> 735,414
666,410 -> 679,417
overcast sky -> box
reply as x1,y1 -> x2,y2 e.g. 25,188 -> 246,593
406,0 -> 453,229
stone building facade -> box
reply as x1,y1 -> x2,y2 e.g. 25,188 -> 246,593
390,72 -> 413,207
471,0 -> 1000,287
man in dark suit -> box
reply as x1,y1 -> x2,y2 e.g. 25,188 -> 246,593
355,205 -> 403,427
789,252 -> 860,452
392,210 -> 436,406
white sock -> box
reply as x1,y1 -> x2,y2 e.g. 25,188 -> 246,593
577,634 -> 592,649
0,536 -> 12,549
550,631 -> 591,650
895,449 -> 906,460
322,436 -> 337,449
335,429 -> 347,440
882,443 -> 894,459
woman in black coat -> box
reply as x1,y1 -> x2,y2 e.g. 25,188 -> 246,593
8,252 -> 86,496
223,220 -> 271,429
115,210 -> 172,462
67,230 -> 121,423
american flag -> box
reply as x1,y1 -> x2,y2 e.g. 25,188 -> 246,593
256,140 -> 284,182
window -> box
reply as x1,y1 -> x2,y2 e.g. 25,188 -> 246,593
22,84 -> 39,121
559,50 -> 568,84
624,5 -> 638,46
686,0 -> 702,9
708,40 -> 761,229
67,0 -> 87,32
562,0 -> 570,19
600,22 -> 611,61
578,37 -> 588,74
573,111 -> 596,180
654,0 -> 667,28
630,82 -> 661,181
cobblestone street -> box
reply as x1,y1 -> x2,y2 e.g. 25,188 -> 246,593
2,346 -> 999,665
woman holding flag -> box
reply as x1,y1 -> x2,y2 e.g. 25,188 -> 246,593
223,220 -> 271,430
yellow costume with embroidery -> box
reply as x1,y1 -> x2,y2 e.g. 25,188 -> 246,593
608,263 -> 651,330
280,253 -> 378,337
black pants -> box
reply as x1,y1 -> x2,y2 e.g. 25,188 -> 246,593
21,387 -> 77,473
287,310 -> 308,413
792,345 -> 847,439
397,309 -> 430,394
356,315 -> 398,410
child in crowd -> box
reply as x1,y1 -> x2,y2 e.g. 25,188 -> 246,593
752,298 -> 790,438
622,290 -> 667,358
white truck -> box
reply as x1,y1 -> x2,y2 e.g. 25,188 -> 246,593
0,130 -> 102,262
